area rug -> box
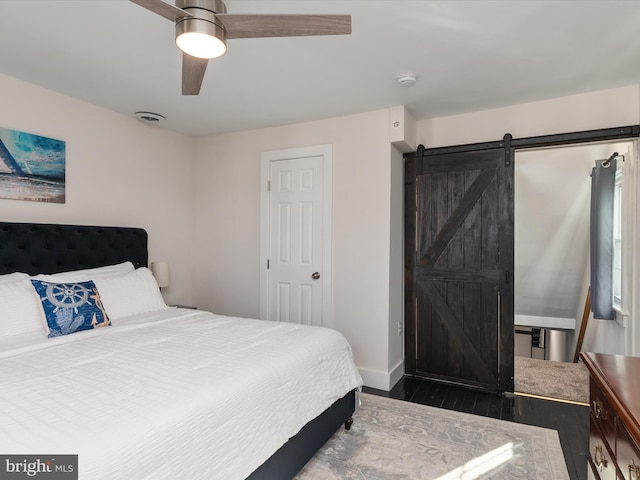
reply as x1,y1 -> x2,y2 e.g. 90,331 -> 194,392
296,393 -> 569,480
514,356 -> 589,405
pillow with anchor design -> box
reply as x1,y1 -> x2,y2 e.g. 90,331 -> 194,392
30,279 -> 111,338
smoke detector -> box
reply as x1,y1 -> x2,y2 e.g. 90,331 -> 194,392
396,73 -> 418,87
134,111 -> 166,124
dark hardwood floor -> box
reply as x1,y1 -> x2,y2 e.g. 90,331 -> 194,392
364,375 -> 590,480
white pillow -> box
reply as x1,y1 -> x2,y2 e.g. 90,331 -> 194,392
33,261 -> 135,283
0,276 -> 46,340
0,272 -> 30,285
94,268 -> 168,320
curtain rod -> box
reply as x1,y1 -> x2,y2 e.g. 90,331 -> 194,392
602,151 -> 619,168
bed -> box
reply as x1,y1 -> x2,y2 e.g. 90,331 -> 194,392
0,222 -> 362,480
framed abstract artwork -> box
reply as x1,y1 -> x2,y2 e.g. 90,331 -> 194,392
0,127 -> 65,203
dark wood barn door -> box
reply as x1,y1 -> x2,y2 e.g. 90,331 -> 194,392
405,140 -> 514,393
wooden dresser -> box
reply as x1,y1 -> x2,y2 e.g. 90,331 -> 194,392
581,352 -> 640,480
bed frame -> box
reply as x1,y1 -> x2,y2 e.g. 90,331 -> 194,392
0,221 -> 355,479
0,222 -> 148,274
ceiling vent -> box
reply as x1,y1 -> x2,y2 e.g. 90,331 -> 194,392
134,111 -> 166,124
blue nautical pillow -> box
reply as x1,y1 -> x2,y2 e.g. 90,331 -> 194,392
30,279 -> 111,338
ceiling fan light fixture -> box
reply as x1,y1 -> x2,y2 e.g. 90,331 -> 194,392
131,0 -> 351,96
176,18 -> 226,59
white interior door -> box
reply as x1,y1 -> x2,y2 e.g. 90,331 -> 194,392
268,156 -> 323,325
260,144 -> 332,327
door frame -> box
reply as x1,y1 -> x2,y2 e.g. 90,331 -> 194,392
404,124 -> 640,394
259,144 -> 333,327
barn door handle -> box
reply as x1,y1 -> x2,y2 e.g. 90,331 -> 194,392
312,272 -> 320,280
505,270 -> 510,284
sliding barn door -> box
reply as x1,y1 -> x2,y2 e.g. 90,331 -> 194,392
405,140 -> 514,393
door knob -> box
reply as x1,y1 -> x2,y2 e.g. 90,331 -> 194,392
312,272 -> 320,280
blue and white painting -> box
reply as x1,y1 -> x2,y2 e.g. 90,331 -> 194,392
0,127 -> 65,203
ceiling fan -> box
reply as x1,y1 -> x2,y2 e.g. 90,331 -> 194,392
130,0 -> 352,95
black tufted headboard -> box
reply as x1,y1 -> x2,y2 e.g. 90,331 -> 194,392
0,222 -> 148,275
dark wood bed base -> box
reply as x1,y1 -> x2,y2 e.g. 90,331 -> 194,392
248,389 -> 356,479
0,221 -> 355,479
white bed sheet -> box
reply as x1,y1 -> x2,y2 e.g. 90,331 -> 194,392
0,309 -> 363,479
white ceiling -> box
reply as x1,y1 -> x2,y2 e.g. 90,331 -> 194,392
1,1 -> 639,137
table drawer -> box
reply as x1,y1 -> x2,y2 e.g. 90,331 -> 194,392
617,419 -> 640,480
590,414 -> 617,480
591,378 -> 616,449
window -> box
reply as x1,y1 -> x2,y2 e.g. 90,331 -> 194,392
612,162 -> 623,310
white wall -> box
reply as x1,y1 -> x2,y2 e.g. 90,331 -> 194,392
420,85 -> 640,148
418,84 -> 640,358
0,74 -> 195,307
193,109 -> 403,389
388,145 -> 405,384
515,144 -> 606,321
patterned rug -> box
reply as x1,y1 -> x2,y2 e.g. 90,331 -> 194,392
296,393 -> 569,480
514,356 -> 589,405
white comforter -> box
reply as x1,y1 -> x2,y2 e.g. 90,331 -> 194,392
0,309 -> 362,479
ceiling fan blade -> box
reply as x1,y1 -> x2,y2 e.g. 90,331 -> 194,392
220,14 -> 351,39
129,0 -> 191,22
182,54 -> 208,95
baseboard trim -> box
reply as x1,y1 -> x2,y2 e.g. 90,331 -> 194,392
389,360 -> 405,390
359,361 -> 405,391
